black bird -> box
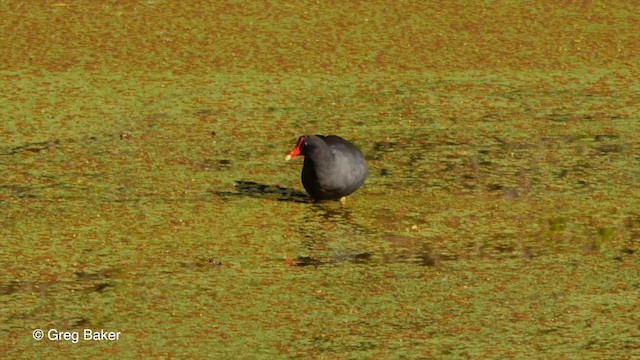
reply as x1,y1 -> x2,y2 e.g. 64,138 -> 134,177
286,135 -> 368,202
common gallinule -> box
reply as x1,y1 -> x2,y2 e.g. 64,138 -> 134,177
286,135 -> 368,201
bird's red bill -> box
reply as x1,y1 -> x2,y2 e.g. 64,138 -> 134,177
286,137 -> 304,160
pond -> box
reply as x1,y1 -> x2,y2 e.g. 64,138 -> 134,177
1,1 -> 639,358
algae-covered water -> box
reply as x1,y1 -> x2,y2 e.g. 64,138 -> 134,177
1,1 -> 639,358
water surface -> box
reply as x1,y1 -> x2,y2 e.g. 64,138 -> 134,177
1,1 -> 639,358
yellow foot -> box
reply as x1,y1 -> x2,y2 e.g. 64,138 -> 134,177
340,196 -> 347,206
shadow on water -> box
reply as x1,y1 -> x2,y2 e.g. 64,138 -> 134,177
210,180 -> 311,203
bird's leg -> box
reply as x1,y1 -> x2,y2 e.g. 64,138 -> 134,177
340,196 -> 347,206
